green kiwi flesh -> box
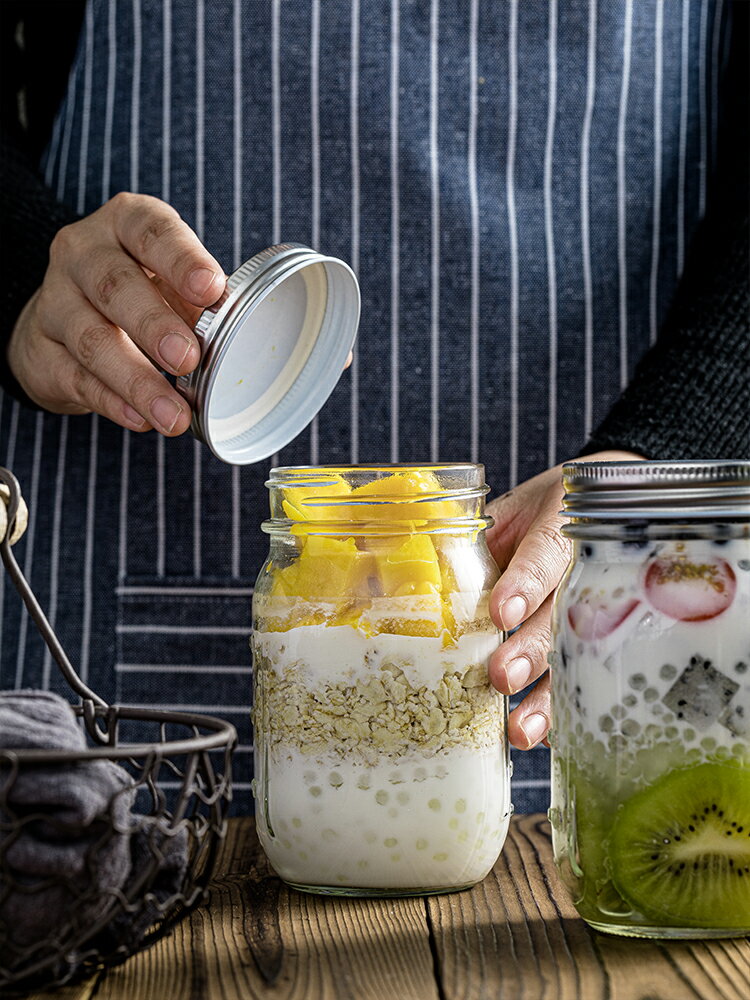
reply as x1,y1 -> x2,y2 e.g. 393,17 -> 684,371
609,762 -> 750,928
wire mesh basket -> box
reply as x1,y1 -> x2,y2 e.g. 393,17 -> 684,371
0,468 -> 238,991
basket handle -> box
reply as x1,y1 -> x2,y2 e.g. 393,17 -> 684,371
0,466 -> 107,712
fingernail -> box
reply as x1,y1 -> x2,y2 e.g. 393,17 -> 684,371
189,267 -> 220,298
519,712 -> 549,748
506,656 -> 532,693
159,332 -> 192,372
500,595 -> 527,631
150,396 -> 183,433
123,403 -> 146,428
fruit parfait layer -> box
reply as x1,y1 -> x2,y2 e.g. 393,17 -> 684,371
550,532 -> 750,936
252,468 -> 510,895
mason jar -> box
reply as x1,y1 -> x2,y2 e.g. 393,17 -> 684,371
251,464 -> 511,895
549,460 -> 750,938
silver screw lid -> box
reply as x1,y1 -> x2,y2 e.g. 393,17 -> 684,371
177,244 -> 360,465
561,460 -> 750,519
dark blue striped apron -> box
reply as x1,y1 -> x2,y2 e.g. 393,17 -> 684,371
0,0 -> 730,813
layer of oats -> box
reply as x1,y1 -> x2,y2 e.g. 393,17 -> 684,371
253,647 -> 503,765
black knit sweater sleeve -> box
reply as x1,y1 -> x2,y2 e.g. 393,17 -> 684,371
0,127 -> 80,403
0,1 -> 84,404
580,205 -> 750,461
581,1 -> 749,461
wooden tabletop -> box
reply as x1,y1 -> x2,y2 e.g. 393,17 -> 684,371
26,815 -> 749,1000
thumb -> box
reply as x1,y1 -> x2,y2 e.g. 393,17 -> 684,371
489,501 -> 571,633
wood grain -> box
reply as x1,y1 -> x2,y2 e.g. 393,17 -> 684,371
427,815 -> 750,1000
93,818 -> 438,1000
20,816 -> 750,1000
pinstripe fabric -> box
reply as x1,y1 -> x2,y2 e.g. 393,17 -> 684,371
349,0 -> 360,464
389,0 -> 400,464
543,0 -> 558,469
506,0 -> 519,486
616,0 -> 633,391
0,0 -> 728,814
41,418 -> 68,691
468,0 -> 479,464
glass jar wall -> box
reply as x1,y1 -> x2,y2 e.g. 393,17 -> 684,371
549,461 -> 750,939
251,465 -> 511,896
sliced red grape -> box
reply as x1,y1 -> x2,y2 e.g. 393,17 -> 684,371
644,556 -> 736,621
568,596 -> 640,640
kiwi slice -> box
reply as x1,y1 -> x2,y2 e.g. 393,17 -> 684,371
610,762 -> 750,928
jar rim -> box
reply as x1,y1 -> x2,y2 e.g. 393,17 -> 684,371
267,462 -> 484,477
561,460 -> 750,520
263,463 -> 492,532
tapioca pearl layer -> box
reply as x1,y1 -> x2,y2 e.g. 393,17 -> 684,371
553,538 -> 750,744
256,747 -> 511,889
554,650 -> 750,752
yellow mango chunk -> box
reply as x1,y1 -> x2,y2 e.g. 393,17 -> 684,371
281,474 -> 352,521
274,535 -> 372,600
348,470 -> 462,522
441,596 -> 457,640
378,534 -> 442,596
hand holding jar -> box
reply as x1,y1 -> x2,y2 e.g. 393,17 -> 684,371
484,450 -> 643,749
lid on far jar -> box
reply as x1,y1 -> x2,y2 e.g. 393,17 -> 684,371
561,460 -> 750,519
176,244 -> 360,465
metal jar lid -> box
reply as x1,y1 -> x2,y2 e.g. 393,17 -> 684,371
561,460 -> 750,519
177,243 -> 360,464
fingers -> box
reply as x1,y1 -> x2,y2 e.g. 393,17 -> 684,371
151,273 -> 209,329
489,592 -> 554,696
50,291 -> 191,435
484,488 -> 526,572
10,193 -> 225,433
484,468 -> 564,752
51,193 -> 226,380
60,239 -> 202,377
507,673 -> 551,750
109,192 -> 224,306
484,462 -> 566,569
489,506 -> 570,633
22,336 -> 153,431
490,594 -> 553,750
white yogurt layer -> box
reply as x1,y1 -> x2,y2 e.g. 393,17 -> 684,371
553,537 -> 750,751
255,745 -> 511,889
254,625 -> 500,691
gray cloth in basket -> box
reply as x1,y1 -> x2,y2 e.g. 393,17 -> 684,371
0,690 -> 188,953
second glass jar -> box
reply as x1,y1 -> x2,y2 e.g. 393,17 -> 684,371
252,464 -> 511,895
549,460 -> 750,938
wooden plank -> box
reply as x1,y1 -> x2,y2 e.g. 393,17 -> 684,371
427,814 -> 750,1000
93,817 -> 439,1000
19,816 -> 750,1000
21,976 -> 102,1000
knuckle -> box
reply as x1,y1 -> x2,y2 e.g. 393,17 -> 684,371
49,224 -> 79,262
523,623 -> 554,671
521,557 -> 556,597
134,304 -> 172,346
75,324 -> 112,367
107,190 -> 138,213
70,364 -> 91,408
94,265 -> 132,306
34,287 -> 56,328
537,522 -> 572,569
134,213 -> 180,257
125,367 -> 159,405
87,378 -> 109,416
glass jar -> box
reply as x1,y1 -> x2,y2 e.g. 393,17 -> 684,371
251,464 -> 511,895
549,460 -> 750,939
